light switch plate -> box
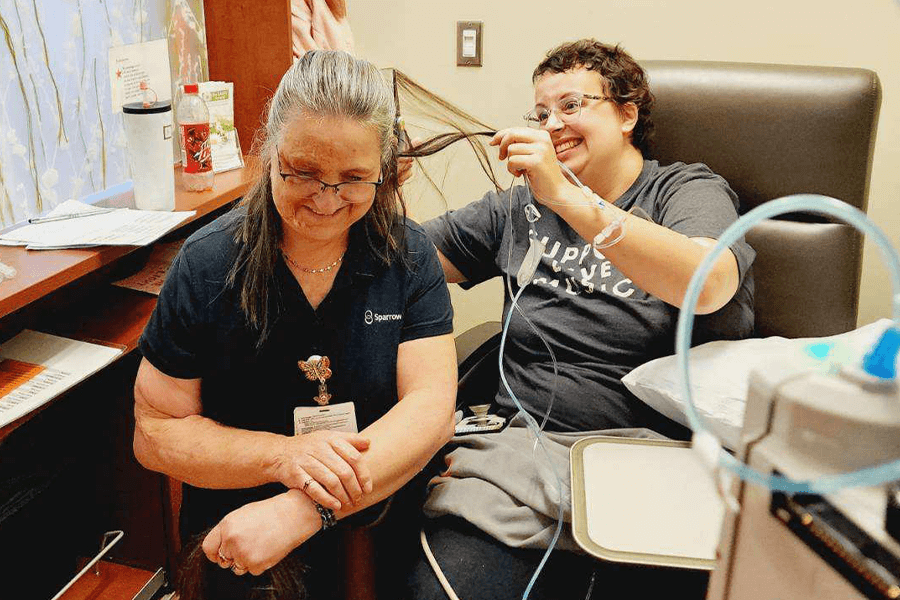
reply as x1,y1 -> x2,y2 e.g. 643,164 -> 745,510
456,21 -> 483,67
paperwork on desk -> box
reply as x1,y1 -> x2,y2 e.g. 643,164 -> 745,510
0,330 -> 123,429
0,200 -> 195,250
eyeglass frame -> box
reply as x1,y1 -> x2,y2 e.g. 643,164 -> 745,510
523,93 -> 611,128
274,145 -> 384,204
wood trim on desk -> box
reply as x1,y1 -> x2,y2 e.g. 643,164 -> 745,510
0,163 -> 255,321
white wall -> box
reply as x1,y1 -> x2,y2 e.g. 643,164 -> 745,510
353,0 -> 900,335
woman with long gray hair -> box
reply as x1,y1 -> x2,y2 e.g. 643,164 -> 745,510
132,50 -> 456,599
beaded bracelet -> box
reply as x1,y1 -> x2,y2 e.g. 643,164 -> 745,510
315,503 -> 337,530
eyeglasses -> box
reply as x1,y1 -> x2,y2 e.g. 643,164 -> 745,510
524,94 -> 609,129
276,148 -> 383,204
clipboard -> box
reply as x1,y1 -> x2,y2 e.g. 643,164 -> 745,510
570,436 -> 725,570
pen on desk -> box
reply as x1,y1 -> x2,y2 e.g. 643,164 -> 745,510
27,207 -> 118,224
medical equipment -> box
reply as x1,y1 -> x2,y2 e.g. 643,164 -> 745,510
499,174 -> 566,600
675,194 -> 900,599
707,352 -> 900,600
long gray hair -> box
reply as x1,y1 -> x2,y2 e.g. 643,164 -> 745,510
227,51 -> 405,344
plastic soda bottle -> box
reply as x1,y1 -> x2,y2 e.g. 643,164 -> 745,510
177,83 -> 214,191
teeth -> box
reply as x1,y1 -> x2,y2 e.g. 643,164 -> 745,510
555,140 -> 580,153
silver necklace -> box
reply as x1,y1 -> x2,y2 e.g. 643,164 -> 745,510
283,250 -> 345,274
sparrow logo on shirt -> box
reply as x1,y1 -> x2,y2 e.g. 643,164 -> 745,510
364,310 -> 402,325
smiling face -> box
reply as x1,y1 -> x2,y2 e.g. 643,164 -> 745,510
271,111 -> 382,247
532,67 -> 638,183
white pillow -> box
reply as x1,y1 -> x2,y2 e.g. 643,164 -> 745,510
622,319 -> 895,450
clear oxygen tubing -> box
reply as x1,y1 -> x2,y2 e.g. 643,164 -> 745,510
423,163 -> 599,600
495,159 -> 630,599
422,174 -> 569,600
498,284 -> 567,600
495,162 -> 628,599
499,174 -> 566,600
504,174 -> 560,432
676,194 -> 900,494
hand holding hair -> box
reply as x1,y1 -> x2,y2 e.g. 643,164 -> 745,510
177,526 -> 308,600
201,492 -> 322,578
397,156 -> 415,186
490,127 -> 572,205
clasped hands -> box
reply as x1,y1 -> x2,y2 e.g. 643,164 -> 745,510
203,429 -> 372,575
275,428 -> 373,510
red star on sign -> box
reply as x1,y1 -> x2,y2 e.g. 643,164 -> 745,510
116,69 -> 122,78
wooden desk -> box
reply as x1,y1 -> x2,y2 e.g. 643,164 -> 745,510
0,164 -> 253,599
0,164 -> 254,441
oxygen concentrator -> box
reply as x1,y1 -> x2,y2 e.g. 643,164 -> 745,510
707,340 -> 900,599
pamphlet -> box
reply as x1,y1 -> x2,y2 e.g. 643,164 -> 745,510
0,200 -> 194,250
198,81 -> 244,173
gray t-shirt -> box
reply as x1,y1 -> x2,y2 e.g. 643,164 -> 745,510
423,160 -> 755,435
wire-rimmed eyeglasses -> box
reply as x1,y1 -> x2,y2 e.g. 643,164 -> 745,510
524,94 -> 609,129
276,147 -> 383,204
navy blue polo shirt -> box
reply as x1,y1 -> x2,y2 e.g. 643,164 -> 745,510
139,208 -> 453,537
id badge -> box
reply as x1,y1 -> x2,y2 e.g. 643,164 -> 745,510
294,401 -> 359,435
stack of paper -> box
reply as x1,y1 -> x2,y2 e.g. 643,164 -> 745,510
0,200 -> 195,250
0,330 -> 124,429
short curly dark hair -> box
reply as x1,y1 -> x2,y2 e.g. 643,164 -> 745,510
532,39 -> 654,154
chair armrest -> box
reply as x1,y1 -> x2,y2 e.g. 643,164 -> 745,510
455,321 -> 502,369
455,321 -> 503,411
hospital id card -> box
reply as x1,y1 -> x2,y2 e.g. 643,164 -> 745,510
294,402 -> 358,435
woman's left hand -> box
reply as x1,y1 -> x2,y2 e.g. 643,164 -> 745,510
202,492 -> 319,576
490,128 -> 573,205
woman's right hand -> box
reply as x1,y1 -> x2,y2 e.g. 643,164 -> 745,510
490,128 -> 572,206
275,430 -> 372,510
